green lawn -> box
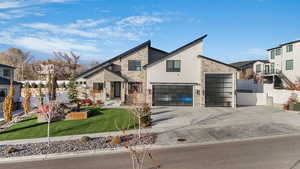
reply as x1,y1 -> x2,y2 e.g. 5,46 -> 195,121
0,108 -> 138,141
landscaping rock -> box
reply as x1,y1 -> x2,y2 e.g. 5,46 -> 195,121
111,136 -> 121,145
0,133 -> 155,158
4,147 -> 17,154
79,136 -> 91,143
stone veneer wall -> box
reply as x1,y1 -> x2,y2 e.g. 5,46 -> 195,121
200,57 -> 237,106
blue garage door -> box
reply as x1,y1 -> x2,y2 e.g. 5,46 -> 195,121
152,85 -> 193,106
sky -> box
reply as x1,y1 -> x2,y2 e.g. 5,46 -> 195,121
0,0 -> 300,64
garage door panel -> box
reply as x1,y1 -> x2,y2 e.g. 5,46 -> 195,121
205,74 -> 233,107
153,85 -> 193,106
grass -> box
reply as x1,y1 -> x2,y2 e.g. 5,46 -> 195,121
0,107 -> 138,141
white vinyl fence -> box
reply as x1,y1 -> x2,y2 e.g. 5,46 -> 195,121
237,93 -> 267,106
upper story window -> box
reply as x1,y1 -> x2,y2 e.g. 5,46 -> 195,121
166,60 -> 181,72
275,48 -> 281,56
270,50 -> 275,59
256,64 -> 262,73
271,63 -> 275,73
286,60 -> 294,70
286,44 -> 293,53
3,69 -> 11,78
128,60 -> 141,71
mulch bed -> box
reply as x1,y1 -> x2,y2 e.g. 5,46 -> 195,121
0,133 -> 156,158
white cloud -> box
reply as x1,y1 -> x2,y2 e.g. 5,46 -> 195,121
117,16 -> 163,26
0,8 -> 43,20
0,1 -> 24,9
0,0 -> 74,9
68,19 -> 107,28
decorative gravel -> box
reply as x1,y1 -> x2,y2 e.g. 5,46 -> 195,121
0,133 -> 156,158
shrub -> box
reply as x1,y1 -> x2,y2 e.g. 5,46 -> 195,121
80,136 -> 91,143
31,83 -> 38,88
140,103 -> 152,127
80,98 -> 93,106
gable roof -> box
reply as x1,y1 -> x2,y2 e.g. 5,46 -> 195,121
77,40 -> 151,79
144,34 -> 208,68
230,60 -> 268,69
199,55 -> 240,70
0,64 -> 15,69
267,39 -> 300,51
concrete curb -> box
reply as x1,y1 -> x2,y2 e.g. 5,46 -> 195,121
2,132 -> 300,164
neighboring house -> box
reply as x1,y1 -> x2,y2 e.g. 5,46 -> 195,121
0,64 -> 22,112
231,60 -> 268,79
253,60 -> 270,74
267,40 -> 300,85
78,35 -> 239,107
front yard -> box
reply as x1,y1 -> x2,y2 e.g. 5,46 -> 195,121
0,108 -> 138,141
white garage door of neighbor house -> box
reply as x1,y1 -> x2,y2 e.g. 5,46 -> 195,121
205,74 -> 233,107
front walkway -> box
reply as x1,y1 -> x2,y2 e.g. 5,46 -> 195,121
151,106 -> 300,144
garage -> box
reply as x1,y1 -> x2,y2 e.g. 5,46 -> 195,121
205,74 -> 233,107
152,85 -> 193,106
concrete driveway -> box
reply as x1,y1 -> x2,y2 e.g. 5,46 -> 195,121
151,106 -> 300,145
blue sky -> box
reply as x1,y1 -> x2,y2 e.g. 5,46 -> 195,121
0,0 -> 300,64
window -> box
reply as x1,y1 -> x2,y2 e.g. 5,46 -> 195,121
270,50 -> 275,59
271,63 -> 275,73
275,48 -> 281,56
256,64 -> 262,73
128,82 -> 142,93
3,69 -> 11,77
166,60 -> 181,72
128,60 -> 141,71
286,44 -> 293,52
0,88 -> 7,102
286,60 -> 294,70
93,83 -> 104,91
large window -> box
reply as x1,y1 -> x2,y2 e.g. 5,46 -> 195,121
128,60 -> 141,71
93,83 -> 104,92
286,60 -> 294,70
166,60 -> 181,72
270,50 -> 275,59
275,48 -> 281,56
286,44 -> 293,53
256,64 -> 262,73
128,82 -> 142,94
3,69 -> 11,78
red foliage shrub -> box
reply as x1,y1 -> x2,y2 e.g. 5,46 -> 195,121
80,98 -> 93,106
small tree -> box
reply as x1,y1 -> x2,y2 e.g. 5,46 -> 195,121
22,84 -> 31,114
67,73 -> 79,108
38,83 -> 44,106
3,80 -> 14,123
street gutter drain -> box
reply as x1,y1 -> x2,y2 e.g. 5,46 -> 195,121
177,138 -> 186,142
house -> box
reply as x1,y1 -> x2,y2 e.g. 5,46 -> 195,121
0,64 -> 22,112
77,35 -> 239,107
76,40 -> 168,105
266,40 -> 300,85
231,60 -> 269,79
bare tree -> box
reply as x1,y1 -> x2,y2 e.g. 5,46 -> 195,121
53,51 -> 81,74
0,48 -> 34,81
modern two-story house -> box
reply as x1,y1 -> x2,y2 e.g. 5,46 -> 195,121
77,35 -> 239,107
266,40 -> 300,85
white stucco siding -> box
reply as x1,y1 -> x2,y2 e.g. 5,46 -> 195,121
146,41 -> 203,88
268,42 -> 300,83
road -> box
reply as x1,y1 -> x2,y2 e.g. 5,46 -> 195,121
2,135 -> 300,169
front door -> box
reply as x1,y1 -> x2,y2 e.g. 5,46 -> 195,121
114,82 -> 121,97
